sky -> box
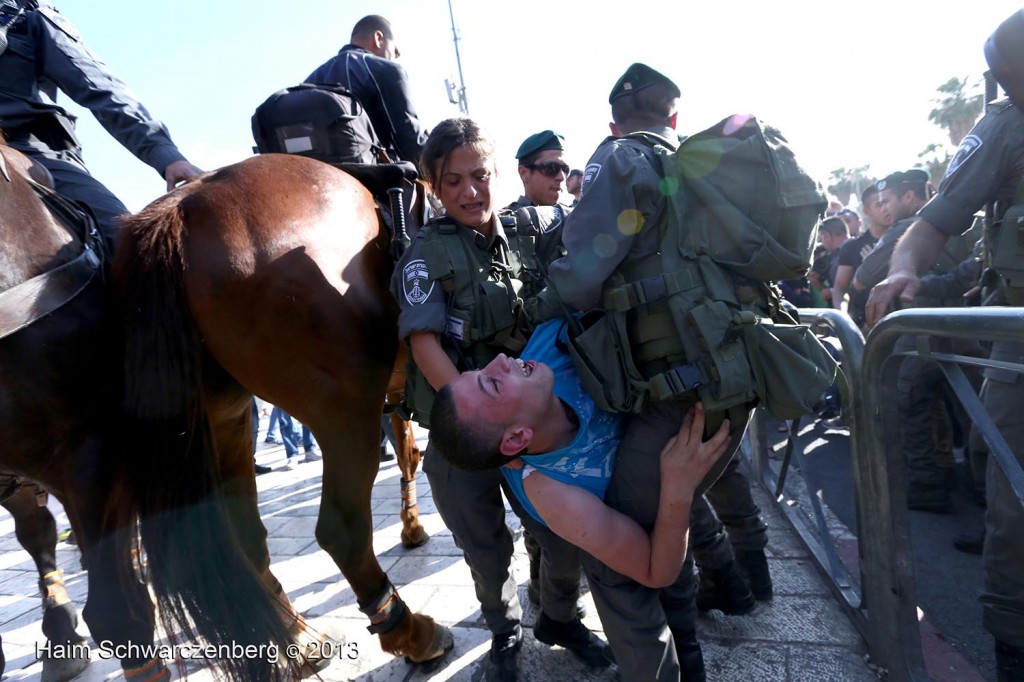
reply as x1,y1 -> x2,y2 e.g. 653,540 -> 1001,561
51,0 -> 1024,213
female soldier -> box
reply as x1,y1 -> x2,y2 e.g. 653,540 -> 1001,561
390,118 -> 612,681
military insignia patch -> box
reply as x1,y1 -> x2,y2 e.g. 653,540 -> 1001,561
580,163 -> 601,198
402,259 -> 434,305
542,205 -> 565,234
945,134 -> 982,179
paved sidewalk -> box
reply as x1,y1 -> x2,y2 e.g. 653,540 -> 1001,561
0,427 -> 880,681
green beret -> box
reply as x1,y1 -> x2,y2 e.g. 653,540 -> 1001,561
608,63 -> 681,103
877,168 -> 929,192
515,130 -> 565,160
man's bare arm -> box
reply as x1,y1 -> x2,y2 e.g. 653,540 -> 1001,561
527,406 -> 731,588
865,218 -> 950,328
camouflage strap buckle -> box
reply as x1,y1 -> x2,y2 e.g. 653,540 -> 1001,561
649,363 -> 707,400
604,267 -> 702,311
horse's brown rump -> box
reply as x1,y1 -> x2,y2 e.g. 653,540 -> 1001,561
116,152 -> 453,671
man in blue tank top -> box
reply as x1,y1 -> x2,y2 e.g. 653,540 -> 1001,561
430,319 -> 732,590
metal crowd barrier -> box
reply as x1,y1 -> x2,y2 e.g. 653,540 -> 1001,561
744,307 -> 1024,682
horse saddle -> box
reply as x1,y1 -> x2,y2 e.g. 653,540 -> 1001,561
334,160 -> 430,260
0,176 -> 102,341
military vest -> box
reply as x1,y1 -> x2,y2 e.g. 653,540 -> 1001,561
985,172 -> 1024,305
403,213 -> 540,428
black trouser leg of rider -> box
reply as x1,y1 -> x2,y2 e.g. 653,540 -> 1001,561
28,148 -> 130,256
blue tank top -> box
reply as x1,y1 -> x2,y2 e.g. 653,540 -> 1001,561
501,319 -> 622,527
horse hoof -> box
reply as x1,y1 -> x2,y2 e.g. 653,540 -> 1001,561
404,623 -> 454,668
293,629 -> 335,678
41,649 -> 90,682
401,528 -> 430,549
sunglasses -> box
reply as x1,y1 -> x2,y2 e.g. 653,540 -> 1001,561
523,161 -> 570,178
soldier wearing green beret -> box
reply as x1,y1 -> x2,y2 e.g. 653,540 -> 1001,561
507,130 -> 572,211
503,130 -> 583,617
544,62 -> 768,682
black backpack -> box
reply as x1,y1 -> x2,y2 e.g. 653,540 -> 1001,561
251,83 -> 387,165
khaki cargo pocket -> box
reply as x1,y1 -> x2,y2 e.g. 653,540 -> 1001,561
567,310 -> 648,414
686,300 -> 756,405
747,322 -> 838,420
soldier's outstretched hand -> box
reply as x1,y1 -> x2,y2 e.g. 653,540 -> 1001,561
865,271 -> 921,330
164,159 -> 203,190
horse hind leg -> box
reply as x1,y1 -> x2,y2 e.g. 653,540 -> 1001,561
2,483 -> 90,682
388,408 -> 428,549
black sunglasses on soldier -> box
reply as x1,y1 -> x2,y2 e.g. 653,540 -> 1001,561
523,161 -> 570,177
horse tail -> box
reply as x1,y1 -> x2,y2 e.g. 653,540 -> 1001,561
115,193 -> 293,682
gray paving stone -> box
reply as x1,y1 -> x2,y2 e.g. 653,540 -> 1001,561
698,595 -> 861,645
768,557 -> 834,597
787,645 -> 881,681
0,428 -> 882,681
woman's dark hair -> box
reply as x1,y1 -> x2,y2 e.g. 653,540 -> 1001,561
418,117 -> 496,190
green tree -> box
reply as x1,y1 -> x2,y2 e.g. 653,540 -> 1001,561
918,143 -> 951,187
827,165 -> 874,206
928,77 -> 984,146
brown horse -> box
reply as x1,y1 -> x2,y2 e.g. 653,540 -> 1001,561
115,152 -> 452,668
0,137 -> 299,682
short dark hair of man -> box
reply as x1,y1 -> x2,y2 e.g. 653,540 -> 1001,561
351,15 -> 393,42
819,216 -> 849,238
860,183 -> 879,205
611,82 -> 678,133
429,385 -> 509,472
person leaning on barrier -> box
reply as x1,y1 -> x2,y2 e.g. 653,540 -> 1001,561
0,0 -> 202,252
543,62 -> 755,682
866,10 -> 1024,679
306,15 -> 428,165
859,169 -> 971,514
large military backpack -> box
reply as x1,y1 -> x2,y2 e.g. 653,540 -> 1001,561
566,114 -> 839,421
251,83 -> 386,166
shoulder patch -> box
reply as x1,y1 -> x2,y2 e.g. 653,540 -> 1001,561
580,163 -> 601,197
944,134 -> 982,180
542,205 -> 566,233
402,258 -> 434,305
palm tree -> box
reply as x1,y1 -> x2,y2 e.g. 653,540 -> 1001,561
928,77 -> 984,146
827,165 -> 873,206
918,143 -> 952,187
